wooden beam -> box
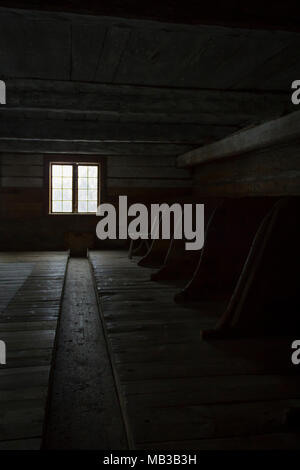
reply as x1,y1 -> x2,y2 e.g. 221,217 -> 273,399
0,138 -> 194,155
2,79 -> 293,127
192,143 -> 300,197
0,116 -> 237,144
178,111 -> 300,168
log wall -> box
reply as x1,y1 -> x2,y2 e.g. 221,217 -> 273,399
0,153 -> 192,250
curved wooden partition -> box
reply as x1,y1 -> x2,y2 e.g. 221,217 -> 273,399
128,239 -> 151,259
203,197 -> 300,338
137,238 -> 172,268
175,198 -> 275,303
151,203 -> 217,281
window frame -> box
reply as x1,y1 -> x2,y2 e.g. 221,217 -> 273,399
45,156 -> 104,216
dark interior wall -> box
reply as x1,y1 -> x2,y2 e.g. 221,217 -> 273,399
191,142 -> 300,198
1,7 -> 299,251
0,152 -> 192,250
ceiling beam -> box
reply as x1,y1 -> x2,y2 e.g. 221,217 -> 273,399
0,138 -> 194,155
2,79 -> 293,128
0,114 -> 238,144
177,110 -> 300,168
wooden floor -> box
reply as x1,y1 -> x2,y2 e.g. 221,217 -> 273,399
1,250 -> 299,450
89,250 -> 300,450
0,252 -> 68,450
43,258 -> 127,450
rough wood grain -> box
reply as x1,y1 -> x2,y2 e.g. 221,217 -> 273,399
89,250 -> 300,450
0,252 -> 68,448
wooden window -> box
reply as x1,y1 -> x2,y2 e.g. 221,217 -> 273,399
50,162 -> 100,214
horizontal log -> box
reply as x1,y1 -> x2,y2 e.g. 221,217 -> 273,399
0,165 -> 43,177
107,155 -> 177,167
2,79 -> 293,127
193,176 -> 300,197
0,106 -> 287,127
0,153 -> 179,167
0,177 -> 43,188
0,139 -> 194,156
0,116 -> 236,144
106,187 -> 192,200
0,154 -> 44,165
178,110 -> 300,167
192,142 -> 300,196
107,165 -> 189,179
107,178 -> 191,188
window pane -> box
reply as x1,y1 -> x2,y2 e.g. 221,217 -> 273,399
88,166 -> 98,177
52,177 -> 62,189
78,189 -> 87,201
62,177 -> 72,189
78,201 -> 87,212
53,189 -> 62,201
88,178 -> 97,189
51,164 -> 99,214
52,165 -> 62,177
51,164 -> 73,213
63,165 -> 72,177
77,165 -> 98,213
52,201 -> 62,212
63,201 -> 72,212
88,189 -> 97,201
88,201 -> 97,213
78,177 -> 88,189
62,189 -> 72,201
78,166 -> 87,177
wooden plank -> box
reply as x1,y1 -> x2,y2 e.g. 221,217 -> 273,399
138,433 -> 300,450
0,139 -> 194,156
122,375 -> 300,406
0,366 -> 50,391
178,110 -> 300,168
0,11 -> 70,80
94,26 -> 132,83
43,258 -> 128,449
0,177 -> 43,188
130,399 -> 300,444
0,117 -> 236,144
0,106 -> 283,127
107,178 -> 191,188
192,142 -> 300,196
0,438 -> 41,450
0,252 -> 69,448
1,165 -> 43,177
107,165 -> 189,178
0,154 -> 43,165
89,250 -> 300,450
107,155 -> 178,167
71,22 -> 107,82
3,79 -> 293,125
0,399 -> 45,440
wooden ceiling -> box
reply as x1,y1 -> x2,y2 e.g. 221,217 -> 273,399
0,7 -> 299,155
0,1 -> 300,31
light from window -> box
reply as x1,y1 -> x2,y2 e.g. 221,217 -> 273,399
50,163 -> 99,214
51,164 -> 73,213
78,165 -> 98,213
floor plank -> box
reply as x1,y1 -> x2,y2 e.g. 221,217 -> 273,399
89,250 -> 300,450
0,251 -> 68,449
43,258 -> 127,450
